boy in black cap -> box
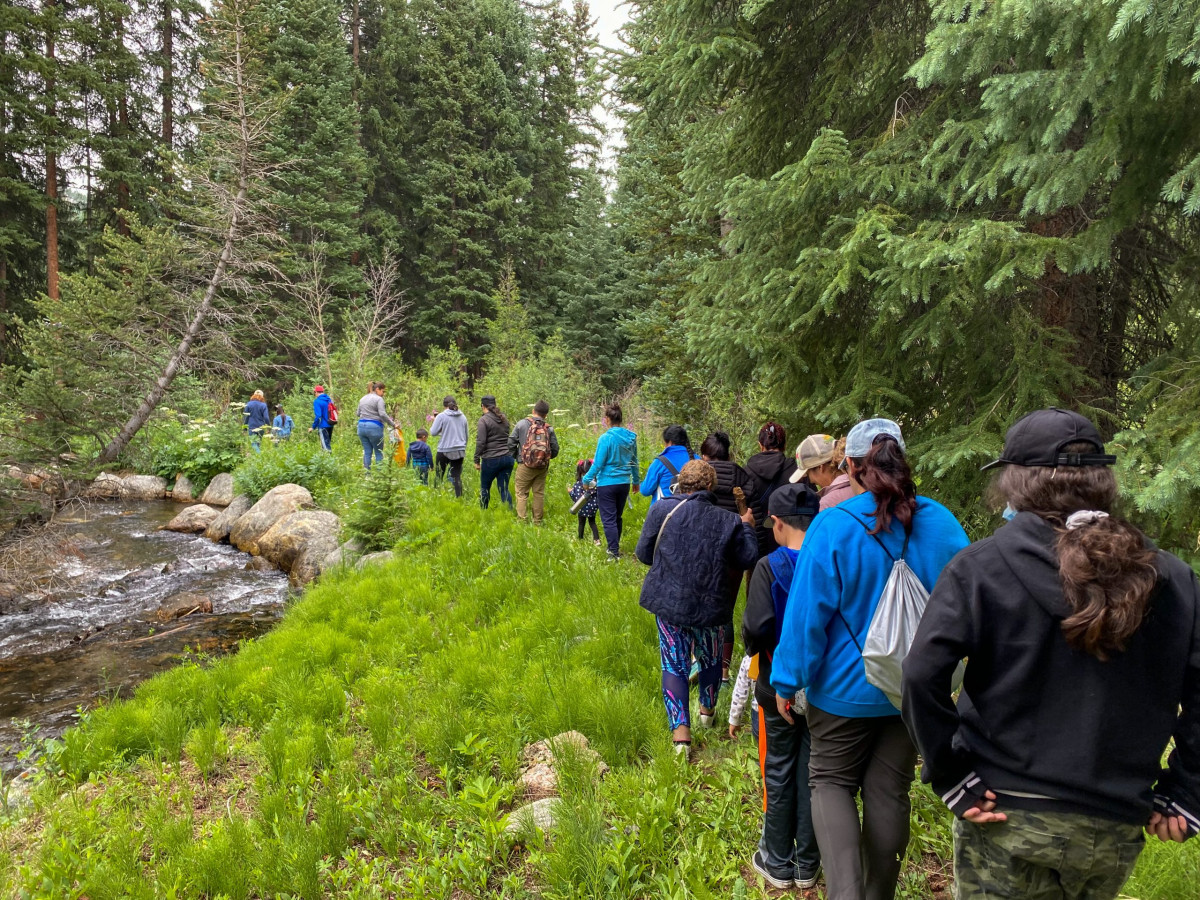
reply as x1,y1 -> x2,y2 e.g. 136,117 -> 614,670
743,481 -> 823,890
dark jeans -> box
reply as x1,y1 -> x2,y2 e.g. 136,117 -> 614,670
435,453 -> 464,497
414,464 -> 430,485
759,696 -> 820,879
577,514 -> 599,540
596,483 -> 630,557
479,455 -> 514,509
806,707 -> 917,900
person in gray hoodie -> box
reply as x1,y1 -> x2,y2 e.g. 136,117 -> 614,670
474,395 -> 513,509
430,396 -> 468,497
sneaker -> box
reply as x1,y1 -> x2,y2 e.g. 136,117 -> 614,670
751,850 -> 793,890
698,710 -> 716,728
795,865 -> 821,890
673,740 -> 690,760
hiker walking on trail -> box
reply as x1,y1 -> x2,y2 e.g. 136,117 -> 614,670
309,385 -> 334,452
582,403 -> 639,559
745,422 -> 797,557
569,459 -> 601,543
356,381 -> 396,471
243,390 -> 270,453
770,418 -> 968,900
743,482 -> 823,892
792,434 -> 853,510
430,396 -> 468,497
635,460 -> 757,758
406,428 -> 433,484
903,408 -> 1200,900
272,405 -> 294,441
639,425 -> 695,503
507,400 -> 559,525
474,395 -> 514,509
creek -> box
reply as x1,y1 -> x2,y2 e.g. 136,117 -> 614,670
0,501 -> 289,770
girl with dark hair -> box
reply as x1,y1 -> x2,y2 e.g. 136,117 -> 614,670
356,381 -> 396,470
568,459 -> 600,543
700,431 -> 760,515
745,422 -> 798,556
640,424 -> 696,503
474,395 -> 513,509
583,403 -> 639,558
430,395 -> 468,497
771,418 -> 969,900
904,408 -> 1200,900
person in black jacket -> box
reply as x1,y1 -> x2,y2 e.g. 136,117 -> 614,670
744,422 -> 798,558
473,395 -> 513,509
636,460 -> 758,757
903,408 -> 1200,900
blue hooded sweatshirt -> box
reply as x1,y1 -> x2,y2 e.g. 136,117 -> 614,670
312,393 -> 332,429
583,427 -> 639,487
770,490 -> 968,718
639,444 -> 695,502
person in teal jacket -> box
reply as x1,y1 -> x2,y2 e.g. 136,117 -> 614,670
583,402 -> 639,558
770,418 -> 968,900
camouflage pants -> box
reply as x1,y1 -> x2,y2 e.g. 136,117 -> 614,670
953,809 -> 1144,900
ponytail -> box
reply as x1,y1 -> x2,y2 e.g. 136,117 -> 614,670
997,442 -> 1159,660
851,435 -> 916,535
758,422 -> 786,452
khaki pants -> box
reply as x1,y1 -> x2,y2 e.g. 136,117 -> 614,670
514,463 -> 548,524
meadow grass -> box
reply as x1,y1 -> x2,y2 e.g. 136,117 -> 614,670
1,443 -> 1197,898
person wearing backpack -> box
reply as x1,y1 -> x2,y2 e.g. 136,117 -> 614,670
743,481 -> 822,891
770,418 -> 968,900
507,400 -> 560,525
903,408 -> 1200,900
635,460 -> 758,758
639,425 -> 695,503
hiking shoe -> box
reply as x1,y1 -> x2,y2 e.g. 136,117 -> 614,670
751,850 -> 793,890
795,865 -> 821,890
673,740 -> 690,760
698,710 -> 716,728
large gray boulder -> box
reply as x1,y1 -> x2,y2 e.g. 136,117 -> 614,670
120,475 -> 168,500
256,510 -> 341,573
356,551 -> 395,570
171,474 -> 195,502
321,538 -> 364,572
163,504 -> 221,534
229,484 -> 314,556
289,528 -> 343,588
199,473 -> 234,507
204,495 -> 252,543
83,473 -> 123,500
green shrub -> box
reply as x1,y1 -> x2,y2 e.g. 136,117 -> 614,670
232,438 -> 345,502
145,408 -> 246,490
342,457 -> 410,552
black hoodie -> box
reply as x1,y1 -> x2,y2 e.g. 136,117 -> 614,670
903,511 -> 1200,830
744,451 -> 798,556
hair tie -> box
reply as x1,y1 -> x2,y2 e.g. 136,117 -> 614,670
1065,510 -> 1110,530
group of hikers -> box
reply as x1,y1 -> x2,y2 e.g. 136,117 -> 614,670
634,409 -> 1199,900
259,384 -> 1200,900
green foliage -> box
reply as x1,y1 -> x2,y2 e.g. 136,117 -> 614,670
342,458 -> 410,552
232,437 -> 344,503
144,408 -> 246,491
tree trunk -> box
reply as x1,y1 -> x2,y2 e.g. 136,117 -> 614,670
44,0 -> 59,301
0,253 -> 8,367
116,13 -> 130,236
161,0 -> 173,158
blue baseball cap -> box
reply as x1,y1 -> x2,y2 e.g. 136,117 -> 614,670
844,418 -> 905,458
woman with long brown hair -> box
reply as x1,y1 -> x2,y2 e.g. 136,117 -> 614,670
903,408 -> 1200,899
770,418 -> 970,900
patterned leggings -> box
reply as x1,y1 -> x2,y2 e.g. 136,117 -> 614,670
657,618 -> 725,731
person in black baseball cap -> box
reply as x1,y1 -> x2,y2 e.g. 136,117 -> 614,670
742,481 -> 823,890
905,408 -> 1200,900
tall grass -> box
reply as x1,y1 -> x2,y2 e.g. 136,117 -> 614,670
1,452 -> 1196,898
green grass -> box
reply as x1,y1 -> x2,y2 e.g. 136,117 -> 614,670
1,452 -> 1197,898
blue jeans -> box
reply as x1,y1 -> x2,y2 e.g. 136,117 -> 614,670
357,421 -> 385,469
479,456 -> 514,508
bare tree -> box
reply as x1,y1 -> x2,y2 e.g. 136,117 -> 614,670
344,249 -> 410,377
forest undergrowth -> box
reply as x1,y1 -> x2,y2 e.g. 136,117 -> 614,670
0,460 -> 1196,899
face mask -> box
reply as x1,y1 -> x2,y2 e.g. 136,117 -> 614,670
1001,504 -> 1017,522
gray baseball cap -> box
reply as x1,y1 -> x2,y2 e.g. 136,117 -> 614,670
844,418 -> 905,458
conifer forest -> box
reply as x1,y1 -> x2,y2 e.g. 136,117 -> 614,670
0,0 -> 1199,897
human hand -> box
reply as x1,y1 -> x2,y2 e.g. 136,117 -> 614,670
728,723 -> 741,739
776,693 -> 794,725
962,791 -> 1007,824
1147,811 -> 1189,843
740,509 -> 755,527
474,463 -> 481,471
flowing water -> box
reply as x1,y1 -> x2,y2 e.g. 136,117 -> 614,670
0,501 -> 289,769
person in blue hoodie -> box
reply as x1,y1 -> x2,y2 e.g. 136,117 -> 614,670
243,390 -> 270,453
770,418 -> 968,900
309,385 -> 333,452
583,402 -> 639,558
639,425 -> 695,503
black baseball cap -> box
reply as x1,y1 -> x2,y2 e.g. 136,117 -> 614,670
981,408 -> 1116,471
767,482 -> 821,522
